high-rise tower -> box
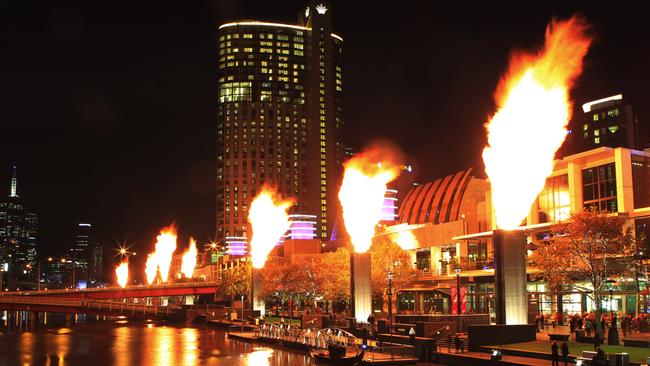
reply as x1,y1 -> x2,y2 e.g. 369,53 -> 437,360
217,1 -> 344,245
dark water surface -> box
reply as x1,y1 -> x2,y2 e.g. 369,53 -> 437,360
0,318 -> 313,366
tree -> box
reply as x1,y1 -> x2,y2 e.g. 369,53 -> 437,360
318,248 -> 351,312
370,238 -> 419,304
529,208 -> 637,336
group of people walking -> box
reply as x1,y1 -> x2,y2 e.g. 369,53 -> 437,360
536,311 -> 650,337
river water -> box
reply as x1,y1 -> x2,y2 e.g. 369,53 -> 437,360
0,316 -> 313,366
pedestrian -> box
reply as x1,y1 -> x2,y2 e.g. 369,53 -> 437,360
593,332 -> 601,351
551,341 -> 559,366
561,342 -> 569,366
600,315 -> 606,333
540,313 -> 545,330
454,333 -> 461,353
569,315 -> 576,334
585,317 -> 592,337
621,314 -> 628,337
367,313 -> 375,326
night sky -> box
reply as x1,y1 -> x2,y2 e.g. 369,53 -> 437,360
1,1 -> 648,272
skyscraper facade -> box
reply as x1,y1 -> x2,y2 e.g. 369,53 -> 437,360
70,223 -> 91,283
0,166 -> 38,288
217,1 -> 344,244
577,94 -> 637,152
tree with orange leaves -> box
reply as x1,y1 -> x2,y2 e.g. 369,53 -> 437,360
370,238 -> 419,306
529,208 -> 637,336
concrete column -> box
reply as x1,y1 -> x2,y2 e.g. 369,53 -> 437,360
493,230 -> 528,325
252,268 -> 265,317
614,148 -> 634,213
431,247 -> 441,276
350,252 -> 372,323
567,162 -> 584,214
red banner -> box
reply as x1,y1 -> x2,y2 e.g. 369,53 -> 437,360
451,286 -> 467,314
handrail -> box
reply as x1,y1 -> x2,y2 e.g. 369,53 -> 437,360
0,280 -> 223,297
0,296 -> 176,315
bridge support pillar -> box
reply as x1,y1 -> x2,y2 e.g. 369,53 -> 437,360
65,313 -> 72,326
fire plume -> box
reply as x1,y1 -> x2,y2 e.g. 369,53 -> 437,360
248,185 -> 293,269
482,16 -> 592,229
144,225 -> 178,284
115,261 -> 129,288
145,253 -> 158,284
339,149 -> 400,253
181,238 -> 198,278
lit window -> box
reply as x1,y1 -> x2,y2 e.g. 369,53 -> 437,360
593,114 -> 599,121
594,137 -> 600,144
608,126 -> 619,133
594,129 -> 600,137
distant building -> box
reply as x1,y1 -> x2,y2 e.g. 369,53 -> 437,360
70,223 -> 91,283
217,0 -> 345,244
571,94 -> 638,154
0,166 -> 38,288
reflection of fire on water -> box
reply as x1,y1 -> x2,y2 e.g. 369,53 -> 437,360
482,16 -> 592,229
246,348 -> 274,366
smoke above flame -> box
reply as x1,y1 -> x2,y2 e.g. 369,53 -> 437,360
339,148 -> 401,253
115,261 -> 129,288
482,16 -> 592,230
181,238 -> 198,279
144,225 -> 178,284
248,185 -> 293,269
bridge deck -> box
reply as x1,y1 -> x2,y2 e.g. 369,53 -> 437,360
0,281 -> 222,299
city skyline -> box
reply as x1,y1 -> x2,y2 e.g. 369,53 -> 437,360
2,1 -> 649,260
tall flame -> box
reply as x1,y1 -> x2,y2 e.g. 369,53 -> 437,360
145,253 -> 158,284
144,225 -> 178,284
339,149 -> 400,253
181,238 -> 198,278
248,185 -> 293,269
115,261 -> 129,288
482,16 -> 592,229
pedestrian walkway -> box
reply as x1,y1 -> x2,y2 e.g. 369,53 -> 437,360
435,347 -> 562,366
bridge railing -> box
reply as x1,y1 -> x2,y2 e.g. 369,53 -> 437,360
0,280 -> 223,297
0,296 -> 178,315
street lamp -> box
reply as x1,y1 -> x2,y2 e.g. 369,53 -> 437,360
36,257 -> 53,291
455,268 -> 462,315
387,269 -> 394,337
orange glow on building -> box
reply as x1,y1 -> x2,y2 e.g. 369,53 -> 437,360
339,148 -> 400,253
482,16 -> 592,229
248,185 -> 293,269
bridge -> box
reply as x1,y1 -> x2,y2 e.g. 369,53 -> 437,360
0,296 -> 177,317
0,281 -> 225,319
0,281 -> 224,300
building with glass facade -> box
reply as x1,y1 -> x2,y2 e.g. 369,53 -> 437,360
572,94 -> 637,154
393,147 -> 650,318
216,1 -> 345,248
